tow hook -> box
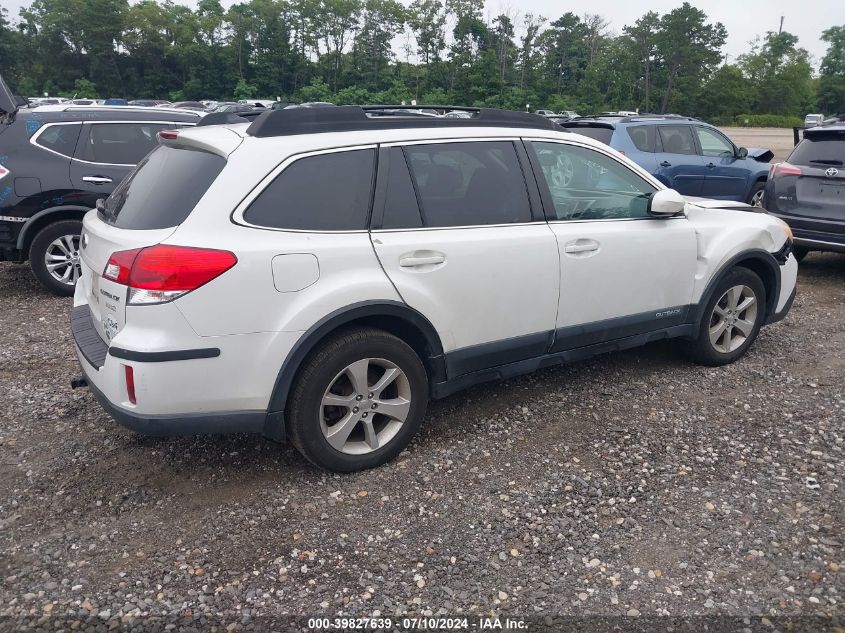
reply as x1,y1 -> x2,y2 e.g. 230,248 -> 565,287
70,375 -> 88,390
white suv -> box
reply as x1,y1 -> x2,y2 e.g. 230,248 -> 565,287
71,106 -> 798,471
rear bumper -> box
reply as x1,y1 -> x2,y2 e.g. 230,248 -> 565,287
81,364 -> 266,436
71,304 -> 271,437
768,211 -> 845,253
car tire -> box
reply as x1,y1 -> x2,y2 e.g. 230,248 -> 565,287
29,220 -> 83,297
687,267 -> 766,367
792,245 -> 810,262
746,181 -> 765,207
286,327 -> 429,472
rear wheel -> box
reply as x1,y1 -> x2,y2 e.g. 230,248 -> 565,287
287,327 -> 429,472
29,220 -> 83,296
747,181 -> 765,207
687,267 -> 766,366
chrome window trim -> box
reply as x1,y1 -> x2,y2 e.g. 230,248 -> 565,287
231,144 -> 378,233
30,120 -> 195,166
29,122 -> 84,160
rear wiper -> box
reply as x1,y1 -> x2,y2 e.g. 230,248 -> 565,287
808,159 -> 844,166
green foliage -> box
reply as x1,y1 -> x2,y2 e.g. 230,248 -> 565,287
297,77 -> 333,102
0,0 -> 825,121
73,78 -> 99,98
233,78 -> 257,100
732,114 -> 803,128
818,25 -> 845,114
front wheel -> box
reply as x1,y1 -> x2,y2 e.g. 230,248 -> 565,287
29,220 -> 83,296
747,181 -> 765,207
686,267 -> 766,366
287,327 -> 429,471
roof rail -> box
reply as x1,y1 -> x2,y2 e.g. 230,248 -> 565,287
196,110 -> 265,127
245,105 -> 559,138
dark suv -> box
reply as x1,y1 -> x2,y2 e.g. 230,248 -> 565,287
0,96 -> 201,294
763,122 -> 845,260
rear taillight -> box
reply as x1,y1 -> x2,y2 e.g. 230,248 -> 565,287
124,365 -> 136,404
770,162 -> 802,178
0,164 -> 9,180
103,245 -> 237,305
158,130 -> 179,141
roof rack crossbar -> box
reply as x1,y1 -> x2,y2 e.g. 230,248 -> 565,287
245,105 -> 558,138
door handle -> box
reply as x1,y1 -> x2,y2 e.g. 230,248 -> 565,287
399,252 -> 446,268
564,240 -> 600,254
706,162 -> 716,169
82,176 -> 113,185
659,161 -> 671,167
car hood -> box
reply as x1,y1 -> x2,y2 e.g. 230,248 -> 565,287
683,196 -> 765,213
746,147 -> 774,163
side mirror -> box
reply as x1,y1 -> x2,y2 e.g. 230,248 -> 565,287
736,147 -> 748,159
648,188 -> 686,217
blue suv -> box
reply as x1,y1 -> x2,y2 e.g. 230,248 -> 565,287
562,115 -> 773,205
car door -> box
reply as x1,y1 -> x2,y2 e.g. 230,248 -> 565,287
694,125 -> 748,200
654,124 -> 707,196
69,121 -> 173,194
370,141 -> 560,377
525,139 -> 698,351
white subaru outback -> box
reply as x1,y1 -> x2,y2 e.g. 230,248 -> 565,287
71,106 -> 798,471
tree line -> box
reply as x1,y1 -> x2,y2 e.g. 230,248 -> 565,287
1,0 -> 843,123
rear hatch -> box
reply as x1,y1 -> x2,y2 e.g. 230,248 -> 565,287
79,142 -> 227,344
561,120 -> 615,146
786,128 -> 845,222
0,72 -> 18,125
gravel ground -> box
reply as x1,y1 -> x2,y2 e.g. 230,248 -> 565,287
720,127 -> 795,162
0,253 -> 843,632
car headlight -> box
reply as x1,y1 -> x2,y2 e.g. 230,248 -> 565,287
773,217 -> 793,242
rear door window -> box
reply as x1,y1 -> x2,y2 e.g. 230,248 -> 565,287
657,125 -> 696,155
789,132 -> 845,167
403,141 -> 531,227
380,148 -> 423,230
101,145 -> 226,229
243,149 -> 375,231
34,123 -> 82,157
78,122 -> 170,165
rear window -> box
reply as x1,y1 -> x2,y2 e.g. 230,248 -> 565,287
101,145 -> 226,229
243,149 -> 375,231
564,125 -> 613,145
789,132 -> 845,166
34,123 -> 82,157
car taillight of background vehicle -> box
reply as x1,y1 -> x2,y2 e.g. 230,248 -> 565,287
0,164 -> 9,180
770,162 -> 802,178
103,245 -> 237,305
158,130 -> 179,141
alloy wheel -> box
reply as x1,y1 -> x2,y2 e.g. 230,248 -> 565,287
45,234 -> 81,286
750,189 -> 764,207
709,285 -> 758,353
320,357 -> 411,455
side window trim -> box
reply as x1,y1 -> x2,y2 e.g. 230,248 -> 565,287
30,122 -> 83,159
232,144 -> 378,233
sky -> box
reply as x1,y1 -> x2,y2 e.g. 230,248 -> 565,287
0,0 -> 838,70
